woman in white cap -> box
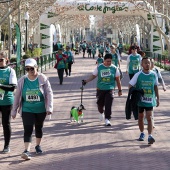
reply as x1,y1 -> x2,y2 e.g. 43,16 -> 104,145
11,58 -> 53,160
0,51 -> 17,153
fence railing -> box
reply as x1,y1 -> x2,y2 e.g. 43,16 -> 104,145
8,52 -> 56,78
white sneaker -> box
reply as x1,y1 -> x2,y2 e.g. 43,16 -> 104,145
105,119 -> 111,126
99,113 -> 104,121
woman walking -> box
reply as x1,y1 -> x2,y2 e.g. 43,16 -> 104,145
55,48 -> 68,84
11,58 -> 53,160
64,46 -> 74,76
0,51 -> 17,153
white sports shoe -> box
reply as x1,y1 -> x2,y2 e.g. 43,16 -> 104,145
99,113 -> 104,121
105,119 -> 111,126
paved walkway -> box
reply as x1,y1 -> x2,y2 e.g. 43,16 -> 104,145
1,53 -> 170,170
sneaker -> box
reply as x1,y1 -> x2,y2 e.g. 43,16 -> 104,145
139,133 -> 145,141
99,113 -> 104,121
2,146 -> 10,153
105,119 -> 111,126
21,150 -> 31,160
35,145 -> 43,154
148,136 -> 155,144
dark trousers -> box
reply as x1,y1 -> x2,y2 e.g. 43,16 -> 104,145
88,49 -> 92,57
57,68 -> 64,84
22,112 -> 46,142
83,48 -> 86,57
129,74 -> 135,80
96,90 -> 114,120
65,63 -> 72,76
1,105 -> 12,147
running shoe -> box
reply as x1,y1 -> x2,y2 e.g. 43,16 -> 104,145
105,119 -> 111,126
148,136 -> 155,144
35,145 -> 43,154
99,113 -> 104,121
21,150 -> 31,160
2,146 -> 10,153
139,132 -> 145,141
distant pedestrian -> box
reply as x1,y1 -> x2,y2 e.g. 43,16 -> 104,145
64,46 -> 75,76
96,53 -> 104,66
126,46 -> 142,80
54,48 -> 68,85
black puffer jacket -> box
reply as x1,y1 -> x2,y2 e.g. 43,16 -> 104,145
125,87 -> 144,120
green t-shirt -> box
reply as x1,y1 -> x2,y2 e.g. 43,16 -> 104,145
22,77 -> 46,113
99,45 -> 104,53
64,51 -> 73,63
128,54 -> 141,74
111,53 -> 118,67
97,64 -> 117,90
57,54 -> 66,69
130,70 -> 157,107
0,67 -> 14,105
97,57 -> 104,66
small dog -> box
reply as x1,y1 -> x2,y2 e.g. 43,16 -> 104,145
70,104 -> 85,124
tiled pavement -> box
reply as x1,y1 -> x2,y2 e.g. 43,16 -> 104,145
0,53 -> 170,170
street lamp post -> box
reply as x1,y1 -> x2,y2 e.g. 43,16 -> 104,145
24,12 -> 29,52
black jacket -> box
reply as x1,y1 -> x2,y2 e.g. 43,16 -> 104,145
125,87 -> 144,120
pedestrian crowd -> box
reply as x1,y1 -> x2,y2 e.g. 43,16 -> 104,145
0,40 -> 166,161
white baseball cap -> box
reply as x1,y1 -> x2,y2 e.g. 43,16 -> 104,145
25,58 -> 37,67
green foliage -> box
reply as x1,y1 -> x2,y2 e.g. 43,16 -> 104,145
26,50 -> 33,57
22,54 -> 31,59
32,48 -> 42,58
10,57 -> 17,63
162,50 -> 168,57
123,44 -> 130,51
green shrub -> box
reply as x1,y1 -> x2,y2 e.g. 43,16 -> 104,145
10,57 -> 17,63
22,54 -> 30,59
123,44 -> 130,51
26,50 -> 33,57
32,48 -> 42,57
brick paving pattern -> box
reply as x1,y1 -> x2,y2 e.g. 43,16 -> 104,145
0,53 -> 170,170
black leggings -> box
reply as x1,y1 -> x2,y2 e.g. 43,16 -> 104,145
1,105 -> 12,147
22,112 -> 46,142
65,63 -> 72,76
57,68 -> 64,84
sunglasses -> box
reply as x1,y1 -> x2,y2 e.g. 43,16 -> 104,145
0,58 -> 5,62
25,67 -> 35,72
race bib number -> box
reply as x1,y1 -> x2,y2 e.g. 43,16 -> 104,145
101,69 -> 111,77
26,94 -> 40,102
0,89 -> 5,100
141,96 -> 153,103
